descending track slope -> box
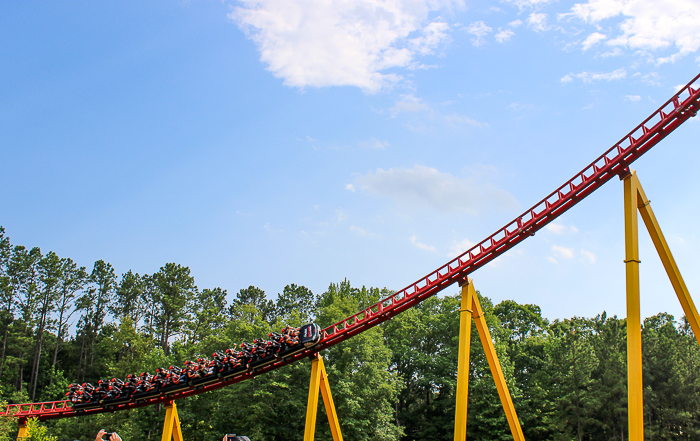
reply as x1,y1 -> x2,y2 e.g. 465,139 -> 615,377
5,73 -> 700,421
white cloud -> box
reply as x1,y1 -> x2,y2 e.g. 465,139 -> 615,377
349,225 -> 379,237
336,209 -> 347,222
495,29 -> 515,43
231,0 -> 465,93
547,256 -> 559,264
527,12 -> 549,32
410,235 -> 437,251
580,249 -> 596,263
346,183 -> 356,192
359,138 -> 390,149
264,222 -> 283,233
354,165 -> 518,215
509,19 -> 524,28
390,94 -> 431,116
503,0 -> 556,10
448,238 -> 475,258
444,113 -> 489,128
545,223 -> 578,234
560,68 -> 627,83
552,244 -> 575,259
625,94 -> 641,101
466,21 -> 492,46
569,0 -> 700,62
582,32 -> 606,50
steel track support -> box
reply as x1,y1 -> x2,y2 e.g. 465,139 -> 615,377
623,170 -> 700,440
17,417 -> 28,439
304,354 -> 342,441
161,401 -> 184,441
453,280 -> 525,441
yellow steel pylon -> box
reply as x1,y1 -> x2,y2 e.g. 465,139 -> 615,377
161,401 -> 184,441
17,417 -> 28,439
622,169 -> 700,441
304,354 -> 343,441
454,279 -> 525,441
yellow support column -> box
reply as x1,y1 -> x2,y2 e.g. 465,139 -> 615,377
17,418 -> 28,439
623,171 -> 644,441
161,401 -> 184,441
304,354 -> 343,441
472,292 -> 526,441
453,282 -> 474,441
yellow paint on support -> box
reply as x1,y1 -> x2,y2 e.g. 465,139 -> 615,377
17,419 -> 28,439
453,282 -> 473,441
472,291 -> 526,441
623,171 -> 644,441
632,172 -> 700,344
161,401 -> 184,441
319,357 -> 343,441
304,354 -> 343,441
453,279 -> 525,441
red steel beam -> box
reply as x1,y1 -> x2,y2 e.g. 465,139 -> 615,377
4,72 -> 700,421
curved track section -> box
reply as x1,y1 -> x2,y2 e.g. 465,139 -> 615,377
5,73 -> 700,422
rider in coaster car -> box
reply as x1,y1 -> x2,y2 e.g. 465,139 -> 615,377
153,368 -> 169,388
136,372 -> 154,392
282,325 -> 301,345
166,365 -> 184,385
184,360 -> 198,380
225,348 -> 243,368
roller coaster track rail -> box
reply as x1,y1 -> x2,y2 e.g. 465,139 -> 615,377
5,72 -> 700,422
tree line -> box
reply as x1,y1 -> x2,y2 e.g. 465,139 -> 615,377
0,226 -> 698,440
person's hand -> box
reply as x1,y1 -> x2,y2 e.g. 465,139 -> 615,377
95,430 -> 122,441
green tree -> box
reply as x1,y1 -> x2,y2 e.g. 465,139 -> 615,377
229,286 -> 275,324
150,263 -> 197,356
76,260 -> 116,381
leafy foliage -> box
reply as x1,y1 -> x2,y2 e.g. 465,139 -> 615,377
0,226 -> 697,440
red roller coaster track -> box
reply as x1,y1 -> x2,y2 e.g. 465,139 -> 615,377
5,73 -> 700,422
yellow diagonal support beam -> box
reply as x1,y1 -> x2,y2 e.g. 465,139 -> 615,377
472,290 -> 526,441
304,354 -> 343,441
161,401 -> 184,441
454,279 -> 525,441
632,172 -> 700,344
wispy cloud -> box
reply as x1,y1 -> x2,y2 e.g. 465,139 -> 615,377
527,12 -> 549,32
390,94 -> 431,116
444,114 -> 489,128
466,21 -> 492,46
358,138 -> 390,149
580,249 -> 596,263
495,29 -> 515,43
350,225 -> 379,238
568,0 -> 700,63
231,0 -> 465,93
410,235 -> 436,251
545,223 -> 579,234
354,165 -> 518,215
448,238 -> 475,258
582,32 -> 606,51
552,244 -> 575,259
624,95 -> 641,102
561,68 -> 627,83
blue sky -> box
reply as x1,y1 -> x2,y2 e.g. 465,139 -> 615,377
2,0 -> 700,322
